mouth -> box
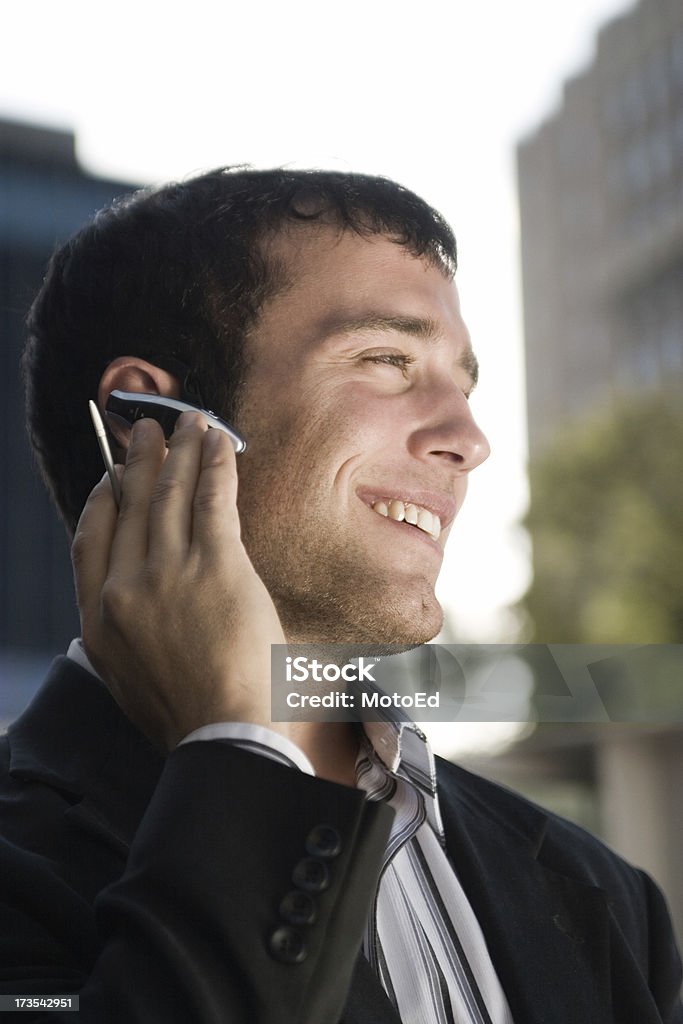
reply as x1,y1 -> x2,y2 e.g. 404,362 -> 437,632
369,498 -> 442,541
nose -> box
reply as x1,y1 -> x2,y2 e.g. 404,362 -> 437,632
407,387 -> 491,472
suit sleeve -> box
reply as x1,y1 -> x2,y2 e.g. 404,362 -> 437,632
1,741 -> 393,1024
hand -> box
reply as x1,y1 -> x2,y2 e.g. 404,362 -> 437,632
72,413 -> 288,751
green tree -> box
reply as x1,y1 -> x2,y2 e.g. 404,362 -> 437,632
522,391 -> 683,644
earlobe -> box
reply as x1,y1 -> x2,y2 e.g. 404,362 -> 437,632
97,356 -> 182,451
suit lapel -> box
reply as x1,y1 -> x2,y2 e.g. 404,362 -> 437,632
342,955 -> 403,1024
436,758 -> 614,1023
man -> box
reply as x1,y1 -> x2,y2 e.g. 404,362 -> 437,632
1,167 -> 681,1022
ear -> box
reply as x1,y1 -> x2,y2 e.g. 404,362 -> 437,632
98,356 -> 182,451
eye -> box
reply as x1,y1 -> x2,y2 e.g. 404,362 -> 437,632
361,352 -> 415,378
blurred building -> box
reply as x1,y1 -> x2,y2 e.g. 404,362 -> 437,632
494,0 -> 683,946
0,118 -> 135,726
518,0 -> 683,457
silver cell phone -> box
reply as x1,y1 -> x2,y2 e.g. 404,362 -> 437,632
106,391 -> 246,452
88,393 -> 246,508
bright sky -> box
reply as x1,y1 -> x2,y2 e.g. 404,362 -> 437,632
2,0 -> 633,663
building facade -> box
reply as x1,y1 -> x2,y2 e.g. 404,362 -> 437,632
518,0 -> 683,456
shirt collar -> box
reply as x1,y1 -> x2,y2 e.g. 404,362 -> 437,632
66,638 -> 102,679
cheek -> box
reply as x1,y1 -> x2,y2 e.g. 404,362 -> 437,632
240,370 -> 322,440
331,389 -> 408,452
241,375 -> 403,480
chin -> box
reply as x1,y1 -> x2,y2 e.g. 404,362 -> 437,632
274,564 -> 443,646
298,600 -> 443,649
399,590 -> 443,641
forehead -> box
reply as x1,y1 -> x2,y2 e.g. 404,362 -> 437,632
260,224 -> 465,342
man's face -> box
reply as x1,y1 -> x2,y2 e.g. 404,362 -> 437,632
235,226 -> 490,645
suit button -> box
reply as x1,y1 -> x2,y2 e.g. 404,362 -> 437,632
269,926 -> 307,964
280,889 -> 317,926
305,824 -> 342,859
292,856 -> 330,892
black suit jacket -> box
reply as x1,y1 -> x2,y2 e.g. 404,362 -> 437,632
1,657 -> 681,1023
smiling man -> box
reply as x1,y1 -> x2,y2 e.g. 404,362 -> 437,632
1,168 -> 681,1023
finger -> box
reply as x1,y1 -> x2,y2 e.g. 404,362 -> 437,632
190,427 -> 241,559
109,418 -> 167,568
147,411 -> 208,563
71,468 -> 123,620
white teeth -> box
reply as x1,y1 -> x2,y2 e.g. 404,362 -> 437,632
387,499 -> 405,522
417,508 -> 433,535
404,503 -> 419,525
371,499 -> 442,540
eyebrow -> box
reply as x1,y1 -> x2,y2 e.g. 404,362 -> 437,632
327,312 -> 480,388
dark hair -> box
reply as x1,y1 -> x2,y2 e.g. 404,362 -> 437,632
23,166 -> 457,534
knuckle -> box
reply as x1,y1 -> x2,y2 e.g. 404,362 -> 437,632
100,567 -> 162,629
113,500 -> 142,528
193,485 -> 224,517
150,474 -> 185,508
100,578 -> 136,623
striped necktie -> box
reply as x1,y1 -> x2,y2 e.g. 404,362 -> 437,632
357,723 -> 513,1024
